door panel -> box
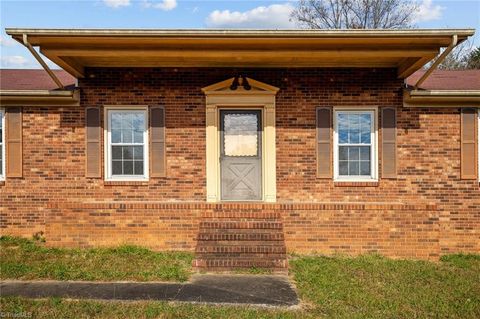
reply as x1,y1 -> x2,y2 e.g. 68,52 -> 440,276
220,110 -> 262,201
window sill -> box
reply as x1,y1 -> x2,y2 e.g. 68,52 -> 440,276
104,180 -> 149,186
334,180 -> 379,187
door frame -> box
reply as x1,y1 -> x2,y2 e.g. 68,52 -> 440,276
202,77 -> 278,202
219,107 -> 264,201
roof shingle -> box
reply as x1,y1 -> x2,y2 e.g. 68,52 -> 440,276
0,69 -> 76,90
406,69 -> 480,90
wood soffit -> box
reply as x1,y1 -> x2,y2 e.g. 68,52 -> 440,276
5,28 -> 476,79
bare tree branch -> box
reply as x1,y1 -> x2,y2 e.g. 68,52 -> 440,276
292,0 -> 418,29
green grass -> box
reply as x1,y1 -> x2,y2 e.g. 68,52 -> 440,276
0,236 -> 193,282
290,254 -> 480,318
1,236 -> 479,318
0,298 -> 300,319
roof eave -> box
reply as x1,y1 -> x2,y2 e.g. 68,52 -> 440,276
5,28 -> 476,39
0,89 -> 80,107
4,28 -> 476,79
404,89 -> 480,107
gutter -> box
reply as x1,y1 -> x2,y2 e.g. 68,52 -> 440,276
404,89 -> 480,107
22,34 -> 65,89
414,35 -> 458,89
5,28 -> 476,38
0,89 -> 80,107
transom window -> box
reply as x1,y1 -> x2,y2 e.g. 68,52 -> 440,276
0,108 -> 4,180
334,109 -> 377,180
105,108 -> 148,180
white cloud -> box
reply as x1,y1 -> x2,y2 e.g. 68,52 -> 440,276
0,54 -> 60,69
206,3 -> 296,29
143,0 -> 177,11
103,0 -> 130,8
1,55 -> 30,68
413,0 -> 444,22
0,36 -> 19,47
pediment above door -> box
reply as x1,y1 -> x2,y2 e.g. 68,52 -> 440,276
202,77 -> 279,96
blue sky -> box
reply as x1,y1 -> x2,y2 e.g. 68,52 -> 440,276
1,0 -> 479,69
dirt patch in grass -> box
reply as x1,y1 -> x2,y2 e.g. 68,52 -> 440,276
0,236 -> 193,282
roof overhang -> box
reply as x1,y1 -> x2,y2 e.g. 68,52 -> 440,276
5,28 -> 475,79
404,89 -> 480,107
0,89 -> 80,107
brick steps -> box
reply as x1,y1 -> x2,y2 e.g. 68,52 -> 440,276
194,258 -> 287,270
196,245 -> 286,254
200,221 -> 283,229
194,212 -> 288,272
197,232 -> 284,241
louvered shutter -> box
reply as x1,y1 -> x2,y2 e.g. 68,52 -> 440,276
85,107 -> 101,178
316,107 -> 331,178
6,107 -> 22,177
150,106 -> 166,177
382,107 -> 397,178
461,108 -> 477,179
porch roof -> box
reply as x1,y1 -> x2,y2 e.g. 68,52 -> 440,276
5,28 -> 475,79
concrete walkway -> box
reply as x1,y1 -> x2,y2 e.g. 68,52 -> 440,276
0,274 -> 298,307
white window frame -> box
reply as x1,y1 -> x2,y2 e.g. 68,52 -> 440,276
333,107 -> 378,182
104,106 -> 149,181
0,108 -> 4,181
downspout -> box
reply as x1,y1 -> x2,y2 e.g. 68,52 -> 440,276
22,34 -> 65,90
414,34 -> 458,89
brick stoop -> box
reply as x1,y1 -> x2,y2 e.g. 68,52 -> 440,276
193,210 -> 288,273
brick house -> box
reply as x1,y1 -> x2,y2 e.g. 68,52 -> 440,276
0,29 -> 479,271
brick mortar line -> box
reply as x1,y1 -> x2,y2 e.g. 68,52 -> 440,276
45,202 -> 437,211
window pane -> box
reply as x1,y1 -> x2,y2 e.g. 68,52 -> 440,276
338,113 -> 348,143
112,160 -> 122,175
112,146 -> 122,160
349,114 -> 360,143
133,146 -> 143,160
349,146 -> 360,160
339,161 -> 348,175
134,161 -> 144,175
223,113 -> 258,156
122,114 -> 133,129
122,129 -> 133,143
132,113 -> 145,131
360,146 -> 370,160
122,146 -> 133,160
111,113 -> 122,129
360,162 -> 371,175
360,113 -> 371,143
349,161 -> 359,175
339,146 -> 348,160
123,161 -> 133,175
111,129 -> 121,143
133,130 -> 143,143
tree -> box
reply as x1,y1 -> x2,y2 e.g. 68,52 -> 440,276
464,47 -> 480,69
291,0 -> 418,29
435,40 -> 480,70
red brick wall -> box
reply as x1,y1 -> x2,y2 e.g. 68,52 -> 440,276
1,68 -> 478,258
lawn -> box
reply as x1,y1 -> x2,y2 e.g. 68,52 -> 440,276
0,236 -> 193,282
1,236 -> 479,318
